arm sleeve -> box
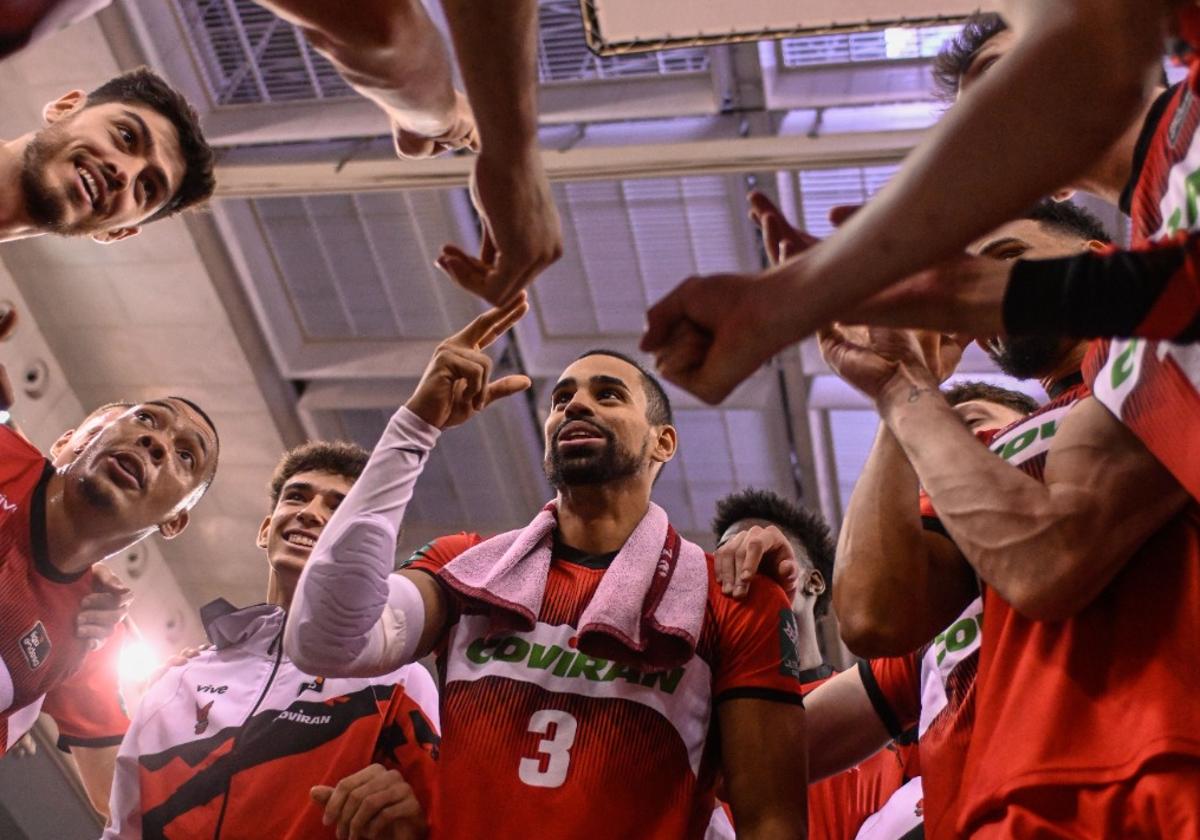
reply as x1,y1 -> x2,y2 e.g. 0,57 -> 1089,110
44,626 -> 129,751
284,406 -> 441,677
712,577 -> 807,706
858,654 -> 922,739
1003,235 -> 1200,342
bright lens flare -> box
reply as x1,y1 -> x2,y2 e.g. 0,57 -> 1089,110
118,641 -> 160,684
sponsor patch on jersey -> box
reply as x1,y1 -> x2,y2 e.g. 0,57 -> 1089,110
0,492 -> 18,514
777,609 -> 802,681
298,676 -> 325,695
19,622 -> 50,670
195,700 -> 214,735
276,708 -> 332,726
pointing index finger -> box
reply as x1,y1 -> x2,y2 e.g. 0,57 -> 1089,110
452,294 -> 529,349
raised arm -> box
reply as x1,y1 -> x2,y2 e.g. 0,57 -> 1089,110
642,0 -> 1169,403
285,299 -> 531,676
835,423 -> 976,657
253,0 -> 475,156
434,0 -> 563,307
824,326 -> 1190,621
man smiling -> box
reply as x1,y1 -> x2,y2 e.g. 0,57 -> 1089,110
0,66 -> 214,244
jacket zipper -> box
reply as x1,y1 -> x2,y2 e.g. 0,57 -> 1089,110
211,628 -> 284,839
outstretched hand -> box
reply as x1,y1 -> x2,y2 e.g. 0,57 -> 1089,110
312,764 -> 425,840
436,149 -> 562,307
747,191 -> 819,267
715,524 -> 801,601
76,564 -> 133,650
817,326 -> 962,401
405,295 -> 532,429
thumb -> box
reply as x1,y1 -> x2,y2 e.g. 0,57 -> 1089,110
483,375 -> 532,407
310,786 -> 333,804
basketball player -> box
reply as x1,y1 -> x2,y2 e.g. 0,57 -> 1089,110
286,299 -> 810,839
817,202 -> 1200,839
0,67 -> 214,244
104,441 -> 438,839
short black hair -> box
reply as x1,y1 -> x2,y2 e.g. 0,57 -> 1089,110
575,349 -> 673,426
943,380 -> 1039,415
85,67 -> 215,222
931,12 -> 1009,102
712,488 -> 835,618
1025,199 -> 1112,244
268,441 -> 369,508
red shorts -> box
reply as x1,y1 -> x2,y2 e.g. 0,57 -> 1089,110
969,755 -> 1200,839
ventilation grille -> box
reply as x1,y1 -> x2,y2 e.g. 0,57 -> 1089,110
781,25 -> 962,68
797,164 -> 901,237
177,0 -> 709,106
538,1 -> 709,82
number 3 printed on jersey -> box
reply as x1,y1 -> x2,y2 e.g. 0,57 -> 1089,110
519,709 -> 578,788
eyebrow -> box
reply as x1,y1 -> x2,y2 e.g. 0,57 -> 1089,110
978,236 -> 1029,258
550,375 -> 631,394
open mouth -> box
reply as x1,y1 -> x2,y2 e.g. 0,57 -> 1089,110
556,421 -> 607,450
75,159 -> 105,212
283,531 -> 317,549
109,452 -> 145,491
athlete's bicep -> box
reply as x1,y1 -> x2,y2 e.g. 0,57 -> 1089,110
1039,396 -> 1190,609
718,698 -> 807,839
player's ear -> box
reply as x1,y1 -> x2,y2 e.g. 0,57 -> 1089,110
651,424 -> 677,465
92,226 -> 141,244
158,511 -> 190,540
43,90 -> 86,125
256,516 -> 272,550
48,428 -> 77,462
804,569 -> 826,598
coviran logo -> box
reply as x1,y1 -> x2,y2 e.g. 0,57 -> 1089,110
277,709 -> 332,726
465,635 -> 685,694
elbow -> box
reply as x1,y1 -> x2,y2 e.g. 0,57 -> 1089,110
835,600 -> 926,659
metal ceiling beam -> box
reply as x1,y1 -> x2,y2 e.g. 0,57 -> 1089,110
214,128 -> 925,198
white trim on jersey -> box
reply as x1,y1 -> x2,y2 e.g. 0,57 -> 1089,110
446,614 -> 713,774
855,777 -> 924,840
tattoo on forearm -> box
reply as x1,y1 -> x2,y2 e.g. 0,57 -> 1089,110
907,386 -> 935,403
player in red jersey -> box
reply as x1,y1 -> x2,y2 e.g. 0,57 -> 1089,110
802,381 -> 1037,840
0,68 -> 214,244
640,0 -> 1184,405
287,299 -> 810,839
817,195 -> 1200,838
105,440 -> 437,839
711,488 -> 917,840
0,396 -> 216,766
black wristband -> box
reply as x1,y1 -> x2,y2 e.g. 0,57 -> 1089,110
1003,248 -> 1185,339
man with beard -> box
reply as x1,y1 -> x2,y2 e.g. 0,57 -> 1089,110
817,192 -> 1200,836
0,67 -> 214,244
104,440 -> 438,839
285,298 -> 810,839
0,396 -> 217,766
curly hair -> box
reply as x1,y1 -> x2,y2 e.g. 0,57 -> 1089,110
712,488 -> 835,618
268,441 -> 369,508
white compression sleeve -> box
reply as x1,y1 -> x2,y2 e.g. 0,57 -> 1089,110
284,406 -> 440,677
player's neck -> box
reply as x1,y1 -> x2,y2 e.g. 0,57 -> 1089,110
266,569 -> 296,610
42,473 -> 147,575
0,138 -> 39,242
793,606 -> 825,672
554,481 -> 653,556
1072,89 -> 1164,204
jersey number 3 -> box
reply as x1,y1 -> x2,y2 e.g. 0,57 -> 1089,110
519,709 -> 578,788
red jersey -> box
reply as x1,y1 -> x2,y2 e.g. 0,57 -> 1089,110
408,533 -> 805,840
953,382 -> 1200,835
0,424 -> 96,754
43,621 -> 130,751
803,670 -> 914,840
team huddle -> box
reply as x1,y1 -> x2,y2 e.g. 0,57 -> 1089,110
1,0 -> 1199,838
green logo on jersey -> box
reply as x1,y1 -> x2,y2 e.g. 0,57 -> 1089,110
1111,339 -> 1141,390
990,420 -> 1059,462
465,636 -> 686,695
933,613 -> 982,665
